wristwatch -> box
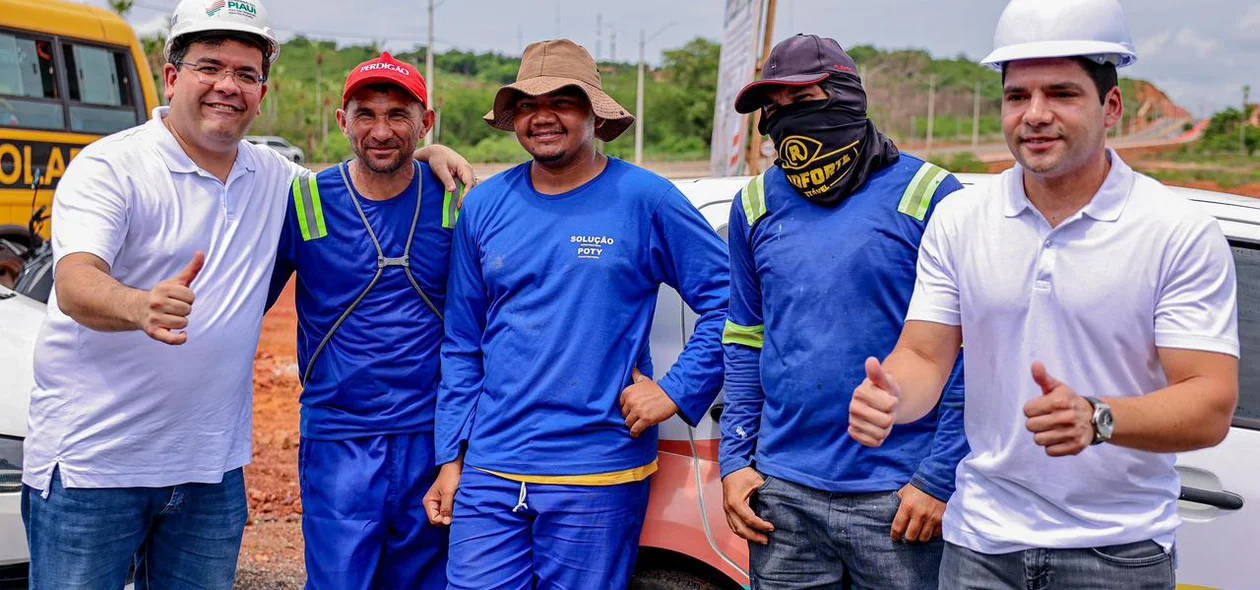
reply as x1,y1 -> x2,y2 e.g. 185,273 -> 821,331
1084,397 -> 1115,445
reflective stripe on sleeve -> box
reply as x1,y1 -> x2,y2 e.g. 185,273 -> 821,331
443,181 -> 463,229
742,173 -> 768,226
293,173 -> 328,241
722,319 -> 765,349
898,163 -> 950,222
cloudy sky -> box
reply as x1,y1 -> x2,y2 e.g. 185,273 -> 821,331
86,0 -> 1259,117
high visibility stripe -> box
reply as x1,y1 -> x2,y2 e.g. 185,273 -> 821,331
898,163 -> 950,222
475,459 -> 658,485
443,181 -> 463,229
292,177 -> 311,240
723,320 -> 765,349
293,174 -> 328,241
742,174 -> 767,226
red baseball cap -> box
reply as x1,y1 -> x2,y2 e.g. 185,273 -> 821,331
342,52 -> 429,109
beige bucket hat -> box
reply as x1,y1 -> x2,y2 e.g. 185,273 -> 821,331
484,39 -> 635,142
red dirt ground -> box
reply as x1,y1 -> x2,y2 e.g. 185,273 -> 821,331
237,281 -> 306,587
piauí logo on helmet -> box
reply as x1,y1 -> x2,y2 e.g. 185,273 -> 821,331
207,0 -> 258,18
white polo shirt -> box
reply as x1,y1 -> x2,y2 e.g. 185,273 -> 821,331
907,150 -> 1239,553
24,107 -> 303,491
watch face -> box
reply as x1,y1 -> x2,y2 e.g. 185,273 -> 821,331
1097,407 -> 1116,439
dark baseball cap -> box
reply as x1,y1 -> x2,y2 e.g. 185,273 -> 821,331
735,34 -> 860,114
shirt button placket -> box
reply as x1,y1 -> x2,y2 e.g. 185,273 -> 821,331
1034,232 -> 1054,291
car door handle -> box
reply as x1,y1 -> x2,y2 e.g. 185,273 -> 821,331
1179,486 -> 1244,510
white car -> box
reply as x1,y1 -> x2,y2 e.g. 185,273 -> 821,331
0,282 -> 42,585
0,176 -> 1255,589
244,135 -> 305,164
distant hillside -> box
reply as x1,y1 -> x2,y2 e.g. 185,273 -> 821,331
146,37 -> 1188,163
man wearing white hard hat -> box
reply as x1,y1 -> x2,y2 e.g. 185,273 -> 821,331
848,0 -> 1238,587
19,1 -> 472,588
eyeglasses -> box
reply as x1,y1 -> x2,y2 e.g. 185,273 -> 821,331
175,61 -> 266,91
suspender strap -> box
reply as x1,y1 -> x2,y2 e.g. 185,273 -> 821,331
300,163 -> 443,386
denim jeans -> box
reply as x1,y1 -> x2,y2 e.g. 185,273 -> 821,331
21,466 -> 248,590
939,540 -> 1175,590
748,475 -> 943,589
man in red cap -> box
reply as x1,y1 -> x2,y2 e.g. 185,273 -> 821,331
265,52 -> 465,589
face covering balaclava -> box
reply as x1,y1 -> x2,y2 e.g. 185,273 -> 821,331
760,75 -> 899,206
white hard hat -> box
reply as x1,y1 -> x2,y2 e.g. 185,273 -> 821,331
164,0 -> 280,64
981,0 -> 1137,71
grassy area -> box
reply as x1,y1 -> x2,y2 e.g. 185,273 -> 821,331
1143,168 -> 1260,190
1149,147 -> 1260,167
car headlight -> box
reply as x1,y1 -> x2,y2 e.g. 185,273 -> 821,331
0,436 -> 22,494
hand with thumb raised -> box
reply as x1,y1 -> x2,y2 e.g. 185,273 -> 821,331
133,251 -> 204,346
849,357 -> 902,447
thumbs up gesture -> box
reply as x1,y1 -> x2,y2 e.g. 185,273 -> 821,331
1023,362 -> 1094,456
134,252 -> 204,346
849,357 -> 902,447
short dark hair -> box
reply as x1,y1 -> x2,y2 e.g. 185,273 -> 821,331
1002,57 -> 1118,104
168,31 -> 272,80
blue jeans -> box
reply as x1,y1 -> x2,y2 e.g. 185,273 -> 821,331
749,475 -> 943,589
447,467 -> 651,590
21,466 -> 248,590
939,540 -> 1175,589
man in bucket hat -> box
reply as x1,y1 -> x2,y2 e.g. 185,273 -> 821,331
266,52 -> 460,589
423,39 -> 729,588
719,34 -> 967,589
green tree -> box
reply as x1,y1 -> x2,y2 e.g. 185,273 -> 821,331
108,0 -> 135,16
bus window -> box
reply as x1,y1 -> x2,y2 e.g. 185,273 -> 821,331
61,42 -> 140,135
0,32 -> 64,131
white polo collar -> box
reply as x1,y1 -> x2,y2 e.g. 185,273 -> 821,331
150,106 -> 256,178
1004,148 -> 1134,223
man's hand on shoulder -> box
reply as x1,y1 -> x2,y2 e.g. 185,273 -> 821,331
414,144 -> 478,200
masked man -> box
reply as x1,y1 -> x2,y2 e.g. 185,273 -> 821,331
720,34 -> 968,589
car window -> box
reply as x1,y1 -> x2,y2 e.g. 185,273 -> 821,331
0,31 -> 65,130
1231,243 -> 1260,429
61,41 -> 140,134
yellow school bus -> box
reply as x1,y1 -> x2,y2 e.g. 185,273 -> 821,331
0,0 -> 160,242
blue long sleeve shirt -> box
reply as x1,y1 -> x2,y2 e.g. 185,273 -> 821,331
720,156 -> 968,501
268,161 -> 456,439
436,158 -> 729,478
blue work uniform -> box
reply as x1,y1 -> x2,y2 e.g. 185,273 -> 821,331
268,160 -> 460,590
437,158 -> 729,589
720,156 -> 970,587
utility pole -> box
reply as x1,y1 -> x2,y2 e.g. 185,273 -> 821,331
610,31 -> 616,62
1243,85 -> 1251,156
972,79 -> 981,148
425,0 -> 435,146
744,0 -> 778,175
316,52 -> 325,163
636,30 -> 646,165
635,22 -> 675,165
926,75 -> 936,156
596,13 -> 602,61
